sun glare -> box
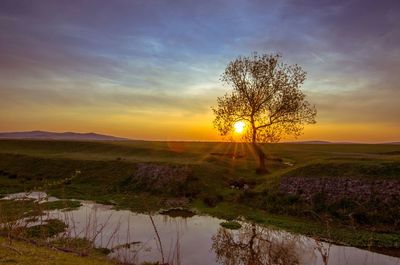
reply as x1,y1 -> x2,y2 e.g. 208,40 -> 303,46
233,121 -> 246,134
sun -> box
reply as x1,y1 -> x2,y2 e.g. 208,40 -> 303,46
233,121 -> 246,134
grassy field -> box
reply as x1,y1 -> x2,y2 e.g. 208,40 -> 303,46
0,236 -> 116,265
0,139 -> 399,251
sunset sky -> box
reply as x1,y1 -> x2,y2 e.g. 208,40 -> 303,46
0,0 -> 399,142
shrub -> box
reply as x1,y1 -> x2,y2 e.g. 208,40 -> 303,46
312,192 -> 327,213
203,194 -> 223,207
26,219 -> 67,238
220,221 -> 242,230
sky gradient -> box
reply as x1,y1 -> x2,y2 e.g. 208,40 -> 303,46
0,0 -> 399,142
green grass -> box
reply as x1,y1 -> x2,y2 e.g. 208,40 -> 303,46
0,139 -> 399,249
0,199 -> 82,224
281,161 -> 400,179
0,200 -> 41,223
0,237 -> 116,265
25,219 -> 67,239
193,200 -> 400,248
0,198 -> 116,264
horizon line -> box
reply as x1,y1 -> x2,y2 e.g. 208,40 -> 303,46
0,130 -> 399,144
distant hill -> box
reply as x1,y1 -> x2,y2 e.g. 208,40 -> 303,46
285,140 -> 359,144
0,131 -> 129,141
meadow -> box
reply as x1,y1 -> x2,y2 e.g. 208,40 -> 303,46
0,139 -> 399,262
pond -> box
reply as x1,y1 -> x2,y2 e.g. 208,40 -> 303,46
3,192 -> 400,265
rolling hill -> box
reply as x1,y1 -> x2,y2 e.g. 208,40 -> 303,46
0,131 -> 129,141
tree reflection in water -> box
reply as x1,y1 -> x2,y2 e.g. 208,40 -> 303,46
211,223 -> 303,265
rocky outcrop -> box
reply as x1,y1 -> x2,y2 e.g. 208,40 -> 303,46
133,163 -> 193,194
280,176 -> 400,203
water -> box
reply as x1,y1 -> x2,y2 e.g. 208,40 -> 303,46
48,202 -> 399,265
1,191 -> 59,203
3,193 -> 400,265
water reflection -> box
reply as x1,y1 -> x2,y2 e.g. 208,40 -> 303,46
212,223 -> 303,265
2,194 -> 399,265
314,239 -> 331,265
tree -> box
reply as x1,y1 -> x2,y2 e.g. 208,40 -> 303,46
212,53 -> 316,173
211,223 -> 301,265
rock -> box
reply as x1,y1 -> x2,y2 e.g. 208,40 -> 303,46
279,176 -> 400,204
133,163 -> 193,194
164,197 -> 189,208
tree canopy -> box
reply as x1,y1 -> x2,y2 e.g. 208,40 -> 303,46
212,53 -> 316,172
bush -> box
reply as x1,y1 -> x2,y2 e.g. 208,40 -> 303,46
286,194 -> 300,205
260,191 -> 303,215
203,194 -> 223,207
220,221 -> 242,230
26,219 -> 67,238
237,190 -> 258,204
312,192 -> 327,213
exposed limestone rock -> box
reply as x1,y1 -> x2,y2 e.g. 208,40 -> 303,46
133,163 -> 193,194
280,176 -> 400,203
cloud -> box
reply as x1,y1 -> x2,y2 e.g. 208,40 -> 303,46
0,0 -> 399,140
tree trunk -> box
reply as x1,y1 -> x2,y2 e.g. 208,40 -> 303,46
251,125 -> 268,174
252,142 -> 268,174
